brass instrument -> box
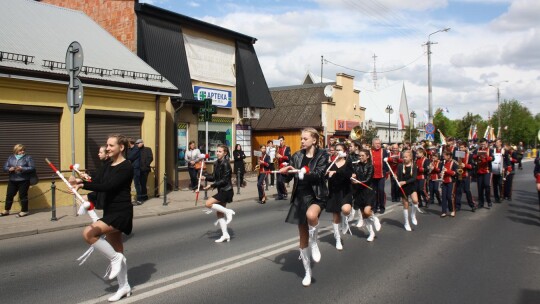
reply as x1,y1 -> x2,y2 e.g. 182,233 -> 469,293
350,126 -> 363,141
456,151 -> 464,181
440,160 -> 447,180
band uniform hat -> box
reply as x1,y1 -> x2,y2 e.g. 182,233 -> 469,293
135,139 -> 144,144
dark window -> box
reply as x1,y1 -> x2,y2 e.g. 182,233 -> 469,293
85,111 -> 142,174
0,105 -> 62,181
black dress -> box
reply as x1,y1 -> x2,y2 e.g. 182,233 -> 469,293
206,157 -> 234,204
82,160 -> 134,235
325,161 -> 352,213
397,163 -> 417,196
285,148 -> 329,225
347,161 -> 376,209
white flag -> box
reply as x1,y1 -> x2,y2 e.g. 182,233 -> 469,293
397,83 -> 410,130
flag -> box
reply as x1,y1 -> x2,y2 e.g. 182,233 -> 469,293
472,125 -> 478,141
489,127 -> 496,142
496,126 -> 501,139
444,107 -> 449,113
397,83 -> 410,130
483,126 -> 490,140
438,129 -> 446,145
423,110 -> 429,121
468,125 -> 473,141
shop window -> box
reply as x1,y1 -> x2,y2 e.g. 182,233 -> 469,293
177,123 -> 189,167
198,119 -> 233,160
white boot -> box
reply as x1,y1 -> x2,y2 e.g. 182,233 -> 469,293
93,238 -> 125,280
333,223 -> 343,250
299,248 -> 311,286
403,209 -> 412,231
411,204 -> 418,226
341,213 -> 351,235
349,208 -> 356,221
215,218 -> 231,243
370,215 -> 381,232
356,213 -> 364,228
108,259 -> 131,302
366,219 -> 375,242
308,225 -> 321,263
211,204 -> 235,224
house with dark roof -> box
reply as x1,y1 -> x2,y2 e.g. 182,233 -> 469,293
0,0 -> 179,209
41,0 -> 275,189
252,73 -> 366,156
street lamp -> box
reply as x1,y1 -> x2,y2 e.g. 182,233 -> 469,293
385,105 -> 394,144
426,27 -> 450,124
489,81 -> 508,139
410,110 -> 417,142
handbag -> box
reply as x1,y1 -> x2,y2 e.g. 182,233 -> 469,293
29,171 -> 39,186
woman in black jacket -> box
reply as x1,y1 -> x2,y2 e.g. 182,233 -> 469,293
279,128 -> 328,287
233,144 -> 246,187
70,134 -> 134,302
203,144 -> 236,243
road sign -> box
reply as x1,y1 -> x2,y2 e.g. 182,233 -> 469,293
67,77 -> 84,114
425,123 -> 435,134
65,41 -> 83,77
426,133 -> 435,141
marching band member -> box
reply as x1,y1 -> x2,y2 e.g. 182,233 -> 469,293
280,128 -> 328,287
325,143 -> 352,249
345,140 -> 362,227
202,144 -> 236,243
276,135 -> 291,200
440,151 -> 458,217
473,138 -> 494,208
415,147 -> 430,208
349,149 -> 381,241
396,150 -> 419,231
503,145 -> 518,201
388,144 -> 403,202
266,140 -> 277,187
491,139 -> 507,204
428,153 -> 442,205
370,138 -> 389,214
69,134 -> 133,302
257,145 -> 271,204
454,141 -> 476,212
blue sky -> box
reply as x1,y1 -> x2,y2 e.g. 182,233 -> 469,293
142,0 -> 539,122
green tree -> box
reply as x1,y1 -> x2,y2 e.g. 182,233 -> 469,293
433,109 -> 456,143
491,99 -> 536,145
404,127 -> 420,143
454,112 -> 484,141
362,124 -> 379,145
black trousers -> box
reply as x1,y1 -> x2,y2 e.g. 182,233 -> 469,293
140,170 -> 150,200
188,167 -> 199,189
492,174 -> 503,201
391,176 -> 401,201
441,182 -> 455,213
277,173 -> 288,198
477,173 -> 492,206
372,178 -> 386,211
5,180 -> 30,212
415,179 -> 429,206
503,173 -> 514,199
257,173 -> 266,200
455,176 -> 475,209
266,163 -> 275,186
429,180 -> 441,204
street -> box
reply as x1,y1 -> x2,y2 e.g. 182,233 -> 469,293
1,162 -> 539,304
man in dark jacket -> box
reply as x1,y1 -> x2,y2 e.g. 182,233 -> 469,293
127,138 -> 141,204
136,139 -> 153,202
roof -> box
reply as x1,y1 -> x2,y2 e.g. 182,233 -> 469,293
135,3 -> 257,44
251,82 -> 334,130
0,0 -> 178,94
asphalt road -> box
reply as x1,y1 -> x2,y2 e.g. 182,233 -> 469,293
1,162 -> 538,304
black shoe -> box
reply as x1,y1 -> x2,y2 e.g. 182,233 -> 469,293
379,209 -> 385,214
487,203 -> 493,208
471,206 -> 476,212
478,205 -> 484,209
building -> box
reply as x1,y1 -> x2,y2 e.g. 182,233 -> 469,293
0,0 -> 178,209
41,0 -> 275,189
251,73 -> 365,158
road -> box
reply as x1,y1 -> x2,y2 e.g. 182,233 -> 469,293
1,162 -> 539,304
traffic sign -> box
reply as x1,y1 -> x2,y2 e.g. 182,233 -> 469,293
426,133 -> 435,141
65,41 -> 83,77
425,123 -> 435,134
67,77 -> 84,114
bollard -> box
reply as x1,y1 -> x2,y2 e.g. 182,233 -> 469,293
204,180 -> 208,200
236,168 -> 241,195
51,181 -> 57,221
163,173 -> 168,206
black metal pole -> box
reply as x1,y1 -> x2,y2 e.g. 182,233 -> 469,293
51,181 -> 57,221
236,167 -> 241,195
163,172 -> 168,206
204,179 -> 208,200
388,113 -> 391,144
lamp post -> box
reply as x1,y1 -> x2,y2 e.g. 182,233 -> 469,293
426,27 -> 450,124
489,81 -> 508,139
385,105 -> 394,144
409,111 -> 417,142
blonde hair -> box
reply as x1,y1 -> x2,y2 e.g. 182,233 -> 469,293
402,150 -> 413,175
13,144 -> 25,154
301,127 -> 320,148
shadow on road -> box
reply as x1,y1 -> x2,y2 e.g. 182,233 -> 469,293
272,250 -> 317,284
518,288 -> 540,304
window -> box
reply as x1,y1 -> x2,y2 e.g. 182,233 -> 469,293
177,123 -> 188,167
198,119 -> 233,160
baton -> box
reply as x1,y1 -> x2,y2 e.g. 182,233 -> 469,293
70,164 -> 92,182
384,159 -> 407,198
350,177 -> 373,190
195,154 -> 209,206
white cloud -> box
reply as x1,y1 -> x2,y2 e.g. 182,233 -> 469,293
187,1 -> 200,8
490,0 -> 540,31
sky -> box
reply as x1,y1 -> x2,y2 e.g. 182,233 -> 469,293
140,0 -> 539,124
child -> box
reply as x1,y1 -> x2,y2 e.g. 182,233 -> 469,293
256,145 -> 271,204
396,150 -> 419,231
440,151 -> 458,217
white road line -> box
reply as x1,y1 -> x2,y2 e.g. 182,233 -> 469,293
78,205 -> 399,304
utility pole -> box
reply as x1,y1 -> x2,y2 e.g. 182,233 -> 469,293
425,28 -> 450,124
489,81 -> 508,139
320,55 -> 323,83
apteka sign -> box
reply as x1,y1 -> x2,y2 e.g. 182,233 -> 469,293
194,86 -> 232,108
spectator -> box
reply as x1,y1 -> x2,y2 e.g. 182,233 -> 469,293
136,139 -> 153,202
232,144 -> 246,187
2,144 -> 35,217
127,138 -> 141,205
185,141 -> 202,191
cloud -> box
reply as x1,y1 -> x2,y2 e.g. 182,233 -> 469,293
501,28 -> 540,69
187,1 -> 200,8
490,0 -> 540,31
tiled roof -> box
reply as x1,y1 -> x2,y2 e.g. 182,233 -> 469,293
251,83 -> 334,130
0,0 -> 178,94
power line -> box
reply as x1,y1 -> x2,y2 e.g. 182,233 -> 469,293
323,52 -> 426,74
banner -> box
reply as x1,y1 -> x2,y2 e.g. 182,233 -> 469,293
397,83 -> 409,130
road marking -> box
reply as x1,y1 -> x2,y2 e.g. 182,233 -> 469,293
525,246 -> 540,255
78,205 -> 400,304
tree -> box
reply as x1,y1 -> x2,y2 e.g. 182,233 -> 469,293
362,124 -> 379,145
433,109 -> 456,143
404,127 -> 420,143
491,99 -> 536,145
455,112 -> 484,141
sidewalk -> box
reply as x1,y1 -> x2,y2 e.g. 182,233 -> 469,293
0,178 -> 268,240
